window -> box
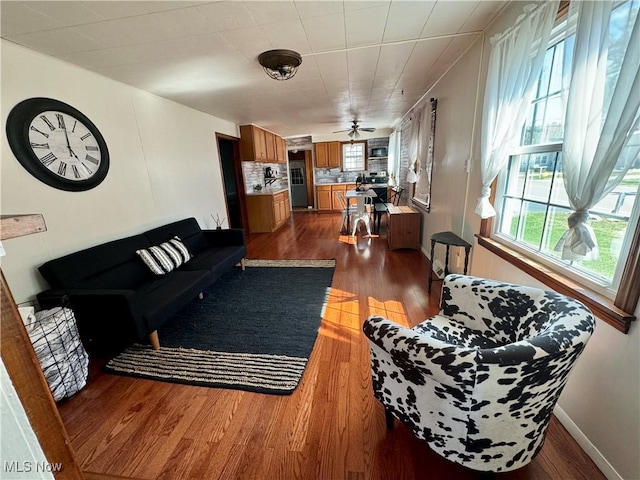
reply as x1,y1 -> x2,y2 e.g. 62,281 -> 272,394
412,98 -> 437,211
342,142 -> 365,171
494,3 -> 640,301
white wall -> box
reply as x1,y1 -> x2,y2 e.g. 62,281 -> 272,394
410,3 -> 639,479
1,41 -> 238,301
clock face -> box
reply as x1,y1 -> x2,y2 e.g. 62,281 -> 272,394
7,98 -> 109,191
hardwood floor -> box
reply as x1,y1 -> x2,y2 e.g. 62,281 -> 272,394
58,212 -> 605,480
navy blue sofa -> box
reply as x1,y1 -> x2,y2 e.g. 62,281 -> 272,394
37,218 -> 246,353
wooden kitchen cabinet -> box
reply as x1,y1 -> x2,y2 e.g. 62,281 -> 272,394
275,136 -> 286,163
317,185 -> 332,210
317,183 -> 356,211
331,184 -> 346,209
240,124 -> 287,163
240,125 -> 267,162
315,141 -> 341,168
247,190 -> 290,233
265,131 -> 276,162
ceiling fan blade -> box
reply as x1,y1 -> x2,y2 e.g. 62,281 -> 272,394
348,130 -> 355,138
333,129 -> 351,133
360,128 -> 376,132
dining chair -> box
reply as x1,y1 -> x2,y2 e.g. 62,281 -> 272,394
333,190 -> 353,233
351,197 -> 373,236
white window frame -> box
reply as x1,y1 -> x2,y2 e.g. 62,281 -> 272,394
342,142 -> 366,172
491,6 -> 640,301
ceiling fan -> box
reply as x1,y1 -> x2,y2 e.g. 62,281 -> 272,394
333,120 -> 376,139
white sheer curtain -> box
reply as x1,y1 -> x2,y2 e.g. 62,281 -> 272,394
387,131 -> 399,186
406,106 -> 423,183
555,1 -> 640,261
475,1 -> 559,218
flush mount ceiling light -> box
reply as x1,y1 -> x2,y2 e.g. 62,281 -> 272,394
258,49 -> 302,81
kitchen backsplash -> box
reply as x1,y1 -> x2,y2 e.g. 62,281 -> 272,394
242,162 -> 288,193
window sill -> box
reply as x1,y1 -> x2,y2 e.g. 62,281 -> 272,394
475,234 -> 634,334
411,197 -> 430,213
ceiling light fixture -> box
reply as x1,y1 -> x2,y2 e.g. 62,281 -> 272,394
258,49 -> 302,81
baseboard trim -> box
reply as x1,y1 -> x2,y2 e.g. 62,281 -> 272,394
553,405 -> 622,480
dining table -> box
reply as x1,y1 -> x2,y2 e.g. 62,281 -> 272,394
345,189 -> 377,235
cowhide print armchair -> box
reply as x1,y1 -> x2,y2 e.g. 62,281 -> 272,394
363,274 -> 595,473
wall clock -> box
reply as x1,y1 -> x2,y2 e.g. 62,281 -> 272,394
6,97 -> 109,192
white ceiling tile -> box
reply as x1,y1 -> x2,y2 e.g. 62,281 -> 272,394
300,12 -> 345,52
79,1 -> 200,20
420,1 -> 478,37
383,1 -> 435,43
259,20 -> 312,54
344,1 -> 390,12
243,1 -> 299,25
196,2 -> 258,32
149,7 -> 215,37
313,51 -> 348,80
220,26 -> 273,60
347,47 -> 380,82
23,1 -> 105,27
460,1 -> 505,33
0,2 -> 64,36
372,43 -> 414,89
345,5 -> 389,48
69,20 -> 134,49
396,37 -> 450,90
293,1 -> 343,19
9,28 -> 102,55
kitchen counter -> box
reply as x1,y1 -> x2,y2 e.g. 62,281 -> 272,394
316,182 -> 389,186
246,187 -> 288,196
316,182 -> 388,188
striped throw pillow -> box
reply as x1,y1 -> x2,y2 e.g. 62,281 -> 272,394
136,236 -> 192,275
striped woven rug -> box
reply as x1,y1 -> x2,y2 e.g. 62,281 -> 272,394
104,259 -> 335,395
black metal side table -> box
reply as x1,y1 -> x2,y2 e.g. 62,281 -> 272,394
428,231 -> 472,293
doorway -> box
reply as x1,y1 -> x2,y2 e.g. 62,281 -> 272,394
216,134 -> 248,231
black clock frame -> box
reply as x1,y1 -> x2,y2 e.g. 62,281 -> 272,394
6,97 -> 110,192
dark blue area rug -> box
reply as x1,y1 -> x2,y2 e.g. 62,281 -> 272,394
104,259 -> 335,395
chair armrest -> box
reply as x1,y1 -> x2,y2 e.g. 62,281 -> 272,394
202,228 -> 246,247
38,288 -> 136,302
362,315 -> 477,388
37,288 -> 143,342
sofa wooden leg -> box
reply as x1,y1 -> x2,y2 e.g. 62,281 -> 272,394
241,258 -> 246,271
149,330 -> 160,350
385,407 -> 394,430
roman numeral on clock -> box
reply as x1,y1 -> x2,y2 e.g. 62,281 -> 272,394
80,133 -> 92,141
86,146 -> 99,151
40,152 -> 57,166
58,162 -> 67,176
30,126 -> 49,138
56,113 -> 65,130
81,162 -> 94,175
30,142 -> 50,149
40,115 -> 55,131
85,154 -> 99,165
72,165 -> 81,179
